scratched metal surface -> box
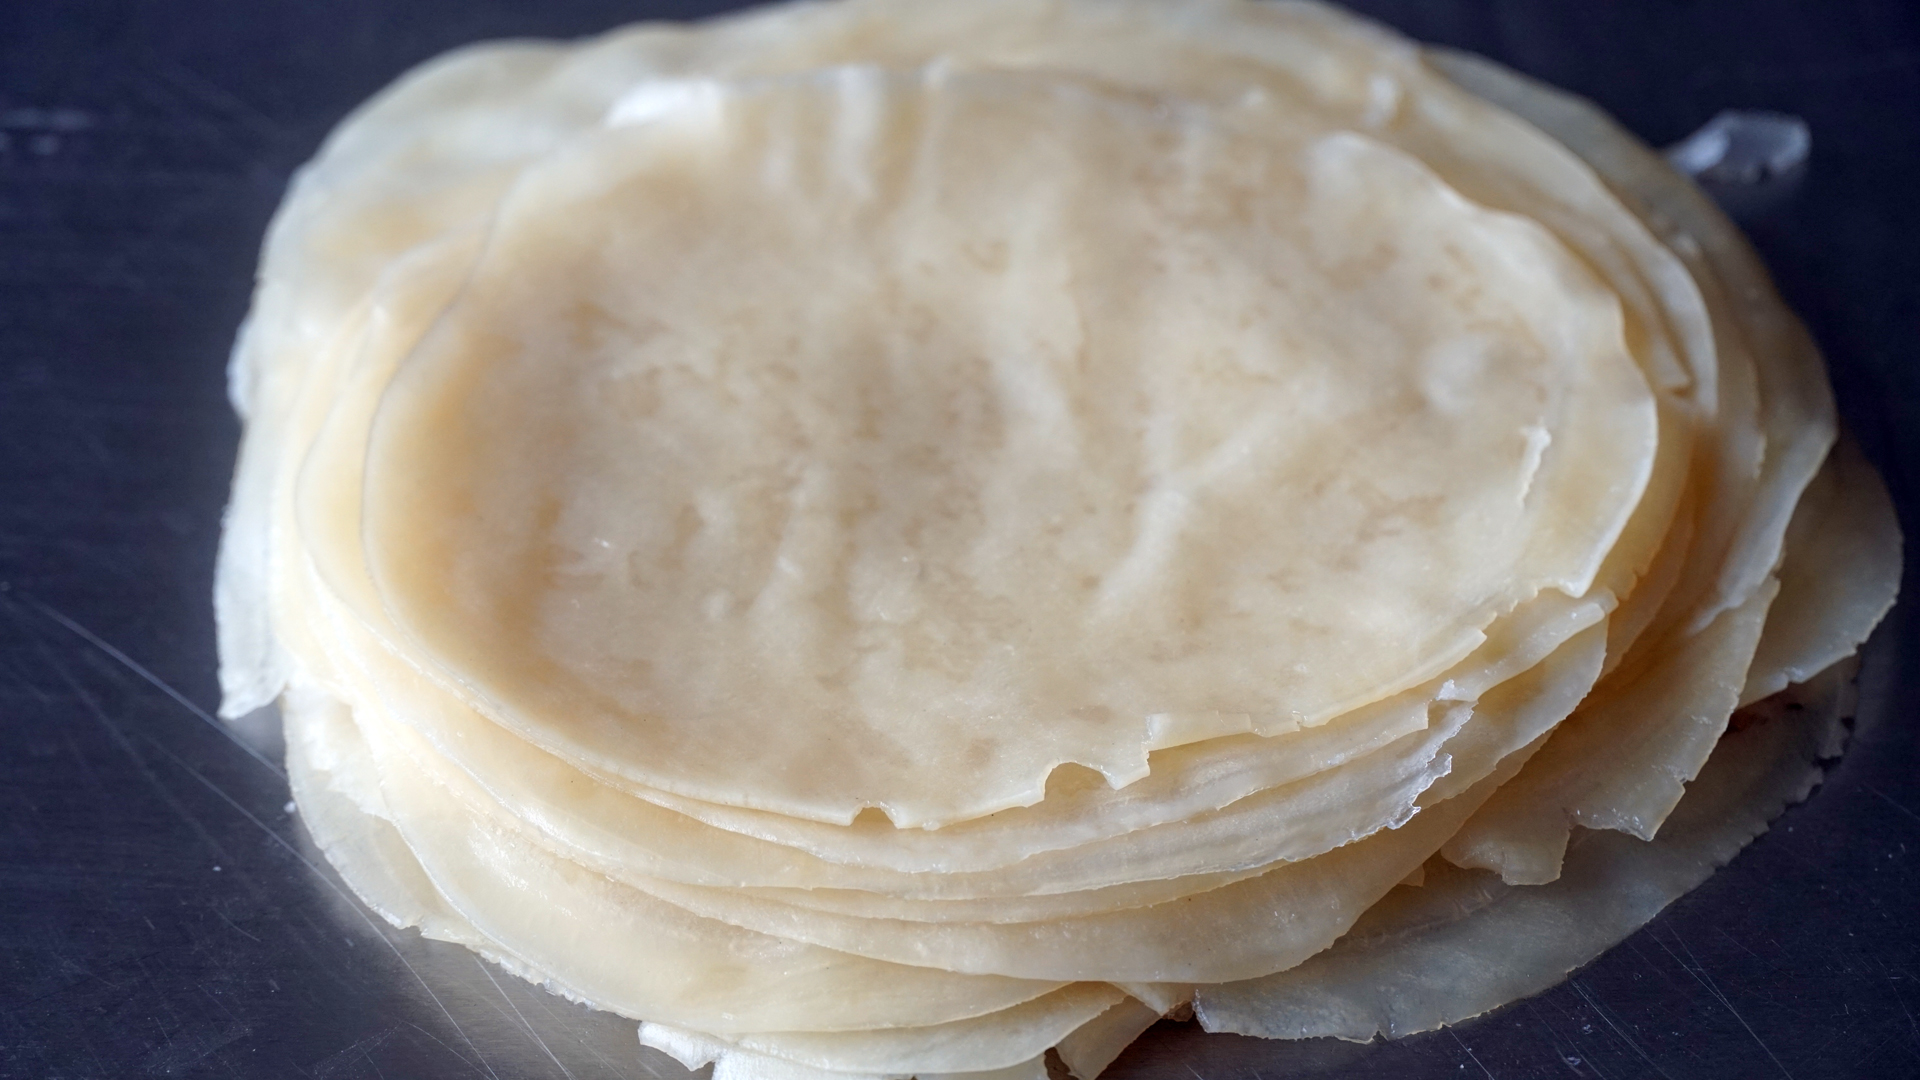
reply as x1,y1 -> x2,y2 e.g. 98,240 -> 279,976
2,1 -> 1918,1077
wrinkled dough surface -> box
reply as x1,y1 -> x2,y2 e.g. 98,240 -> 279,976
294,674 -> 1069,1035
212,1 -> 1903,1077
1741,437 -> 1902,705
1197,663 -> 1850,1041
363,67 -> 1655,827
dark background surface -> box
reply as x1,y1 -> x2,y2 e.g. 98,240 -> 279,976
2,1 -> 1918,1077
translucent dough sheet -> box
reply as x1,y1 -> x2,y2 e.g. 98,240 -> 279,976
1195,662 -> 1854,1042
207,1 -> 1904,1077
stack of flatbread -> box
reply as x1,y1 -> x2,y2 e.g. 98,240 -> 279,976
213,1 -> 1902,1076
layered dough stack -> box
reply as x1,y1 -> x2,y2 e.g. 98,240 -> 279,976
214,1 -> 1902,1076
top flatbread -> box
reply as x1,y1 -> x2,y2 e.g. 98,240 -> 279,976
358,67 -> 1655,825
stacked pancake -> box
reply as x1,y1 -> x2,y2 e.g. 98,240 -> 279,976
213,2 -> 1902,1076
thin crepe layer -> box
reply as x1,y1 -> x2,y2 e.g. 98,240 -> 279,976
1196,662 -> 1852,1041
211,2 -> 1901,1077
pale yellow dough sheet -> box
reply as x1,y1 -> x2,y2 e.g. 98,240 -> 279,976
214,1 -> 1900,1077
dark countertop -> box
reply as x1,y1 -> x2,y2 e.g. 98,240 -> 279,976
2,2 -> 1917,1077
